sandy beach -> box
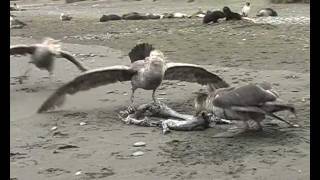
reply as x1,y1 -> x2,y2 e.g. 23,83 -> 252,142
10,0 -> 310,179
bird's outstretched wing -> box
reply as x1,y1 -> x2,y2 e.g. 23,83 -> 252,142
38,66 -> 134,113
213,84 -> 277,108
58,51 -> 88,72
128,43 -> 154,63
164,63 -> 229,89
10,45 -> 36,55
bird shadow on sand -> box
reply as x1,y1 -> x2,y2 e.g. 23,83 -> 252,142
157,126 -> 305,167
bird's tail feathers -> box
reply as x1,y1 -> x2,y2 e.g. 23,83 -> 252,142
128,43 -> 155,63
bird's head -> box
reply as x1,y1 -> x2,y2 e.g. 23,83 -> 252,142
40,37 -> 61,55
246,2 -> 250,6
149,50 -> 165,59
223,6 -> 232,14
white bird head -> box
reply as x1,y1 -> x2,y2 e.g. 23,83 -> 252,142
40,37 -> 61,54
149,50 -> 165,60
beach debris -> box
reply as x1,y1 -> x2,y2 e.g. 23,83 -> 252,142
57,144 -> 79,150
133,141 -> 146,147
132,151 -> 144,156
51,126 -> 58,131
75,171 -> 82,176
10,3 -> 25,11
79,122 -> 87,126
10,15 -> 27,29
60,13 -> 72,21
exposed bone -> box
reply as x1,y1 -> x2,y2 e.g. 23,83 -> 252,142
118,102 -> 231,134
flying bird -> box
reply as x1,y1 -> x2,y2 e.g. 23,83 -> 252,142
38,43 -> 229,113
10,37 -> 88,79
194,82 -> 298,132
241,2 -> 251,17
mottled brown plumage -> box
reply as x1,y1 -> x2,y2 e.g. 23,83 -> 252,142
194,82 -> 297,130
38,43 -> 228,113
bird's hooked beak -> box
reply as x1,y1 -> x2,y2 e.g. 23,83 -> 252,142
149,50 -> 165,60
266,89 -> 280,98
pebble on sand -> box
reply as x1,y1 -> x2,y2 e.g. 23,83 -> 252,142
133,141 -> 146,147
75,171 -> 82,175
132,151 -> 144,156
51,126 -> 58,131
80,122 -> 87,126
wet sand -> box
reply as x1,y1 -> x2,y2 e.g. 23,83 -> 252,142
10,0 -> 310,179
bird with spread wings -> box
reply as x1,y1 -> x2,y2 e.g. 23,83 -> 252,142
38,43 -> 229,113
10,37 -> 88,81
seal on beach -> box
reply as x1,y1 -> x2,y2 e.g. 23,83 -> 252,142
37,43 -> 229,113
100,14 -> 122,22
256,8 -> 278,17
223,6 -> 242,20
122,12 -> 148,20
10,37 -> 88,79
202,10 -> 226,24
241,2 -> 251,17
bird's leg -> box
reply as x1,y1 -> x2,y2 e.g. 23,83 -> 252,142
23,65 -> 32,77
128,88 -> 136,111
152,89 -> 159,104
48,71 -> 55,81
18,64 -> 32,84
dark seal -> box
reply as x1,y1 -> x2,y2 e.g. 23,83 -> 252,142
203,10 -> 226,24
223,6 -> 242,21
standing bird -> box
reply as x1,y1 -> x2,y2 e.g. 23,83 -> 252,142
194,82 -> 298,135
10,37 -> 88,80
37,43 -> 229,113
223,6 -> 242,21
241,2 -> 251,17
